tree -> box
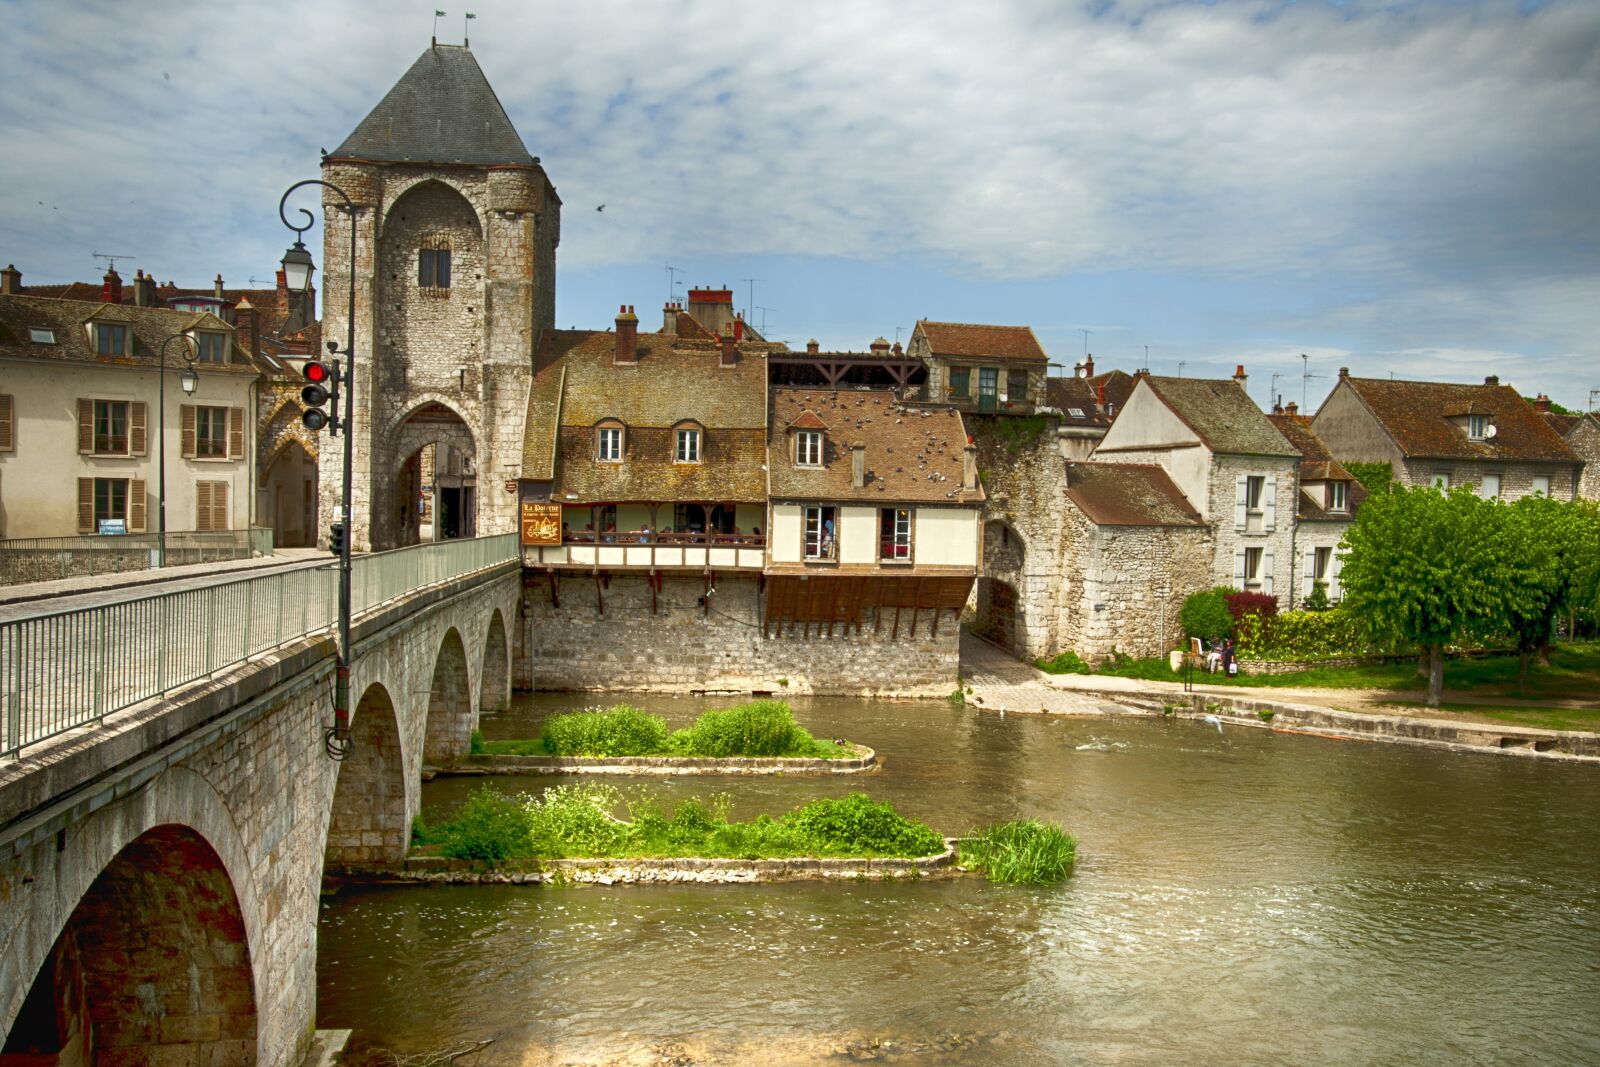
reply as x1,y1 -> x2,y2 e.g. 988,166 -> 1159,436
1180,587 -> 1234,642
1338,486 -> 1521,706
1502,496 -> 1600,692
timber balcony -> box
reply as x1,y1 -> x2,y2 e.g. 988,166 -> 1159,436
523,530 -> 766,572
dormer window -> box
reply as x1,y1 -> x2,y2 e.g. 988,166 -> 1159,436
675,424 -> 702,464
596,420 -> 624,462
1468,414 -> 1489,440
95,324 -> 127,356
796,430 -> 823,467
195,331 -> 229,364
29,328 -> 55,344
1328,481 -> 1347,512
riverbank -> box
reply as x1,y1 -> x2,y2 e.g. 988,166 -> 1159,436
424,743 -> 877,777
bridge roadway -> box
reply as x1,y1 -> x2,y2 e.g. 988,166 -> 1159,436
0,535 -> 522,1067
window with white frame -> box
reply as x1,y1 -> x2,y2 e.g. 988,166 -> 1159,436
29,328 -> 54,344
880,507 -> 911,561
1328,481 -> 1347,512
675,427 -> 701,463
796,431 -> 822,467
1314,546 -> 1332,582
1431,471 -> 1451,489
94,400 -> 129,455
1468,414 -> 1489,440
1244,475 -> 1266,531
1531,474 -> 1551,497
195,406 -> 228,458
803,505 -> 837,560
1244,546 -> 1266,591
596,424 -> 623,462
1481,472 -> 1501,499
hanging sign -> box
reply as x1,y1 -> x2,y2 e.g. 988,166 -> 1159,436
520,502 -> 563,545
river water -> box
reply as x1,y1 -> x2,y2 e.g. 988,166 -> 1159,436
318,693 -> 1600,1065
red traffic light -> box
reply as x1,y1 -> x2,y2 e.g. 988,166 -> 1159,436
303,360 -> 331,384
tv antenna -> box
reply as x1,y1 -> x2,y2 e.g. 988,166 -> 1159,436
1270,373 -> 1285,410
93,252 -> 136,273
1301,353 -> 1326,410
754,305 -> 776,333
741,278 -> 760,320
665,265 -> 683,303
894,325 -> 908,345
1177,360 -> 1187,378
1078,328 -> 1093,357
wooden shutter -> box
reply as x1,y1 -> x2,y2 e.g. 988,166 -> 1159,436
78,399 -> 94,454
212,481 -> 229,531
181,405 -> 196,458
1233,547 -> 1247,587
77,478 -> 94,533
1330,552 -> 1344,600
0,394 -> 13,451
1264,476 -> 1277,531
228,407 -> 245,459
196,481 -> 213,532
1262,549 -> 1275,596
1234,475 -> 1248,530
128,479 -> 147,532
130,401 -> 148,456
1304,549 -> 1317,600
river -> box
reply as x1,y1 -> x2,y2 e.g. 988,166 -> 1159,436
317,692 -> 1600,1065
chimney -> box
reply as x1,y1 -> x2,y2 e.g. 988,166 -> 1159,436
1084,354 -> 1094,378
806,338 -> 820,355
235,298 -> 260,358
892,341 -> 902,355
870,336 -> 890,355
1338,366 -> 1349,379
662,302 -> 679,336
133,270 -> 158,307
1233,363 -> 1247,389
1095,381 -> 1106,411
687,286 -> 735,337
733,312 -> 745,342
101,268 -> 123,305
214,273 -> 225,299
851,442 -> 866,488
1532,394 -> 1552,413
719,323 -> 738,367
962,444 -> 978,491
0,263 -> 20,294
1285,401 -> 1299,417
614,305 -> 639,365
1484,375 -> 1499,386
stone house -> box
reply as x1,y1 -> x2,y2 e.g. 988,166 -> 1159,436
1091,370 -> 1301,599
1536,397 -> 1600,501
909,320 -> 1048,414
1311,371 -> 1583,501
1267,405 -> 1367,605
0,288 -> 264,540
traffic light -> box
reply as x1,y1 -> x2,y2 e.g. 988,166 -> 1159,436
301,359 -> 337,432
329,522 -> 346,556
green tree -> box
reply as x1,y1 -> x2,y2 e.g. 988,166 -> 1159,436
1502,496 -> 1600,692
1180,587 -> 1234,642
1344,461 -> 1395,497
1338,486 -> 1520,706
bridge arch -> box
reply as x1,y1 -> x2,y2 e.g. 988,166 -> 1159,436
325,682 -> 408,869
422,627 -> 473,765
480,607 -> 510,714
978,520 -> 1027,652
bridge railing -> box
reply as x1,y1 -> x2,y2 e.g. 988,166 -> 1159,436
1,533 -> 519,759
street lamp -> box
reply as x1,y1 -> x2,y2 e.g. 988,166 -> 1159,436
157,333 -> 199,568
279,179 -> 357,761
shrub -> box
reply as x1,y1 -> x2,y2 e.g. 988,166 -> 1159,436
523,783 -> 627,857
1303,580 -> 1331,612
438,785 -> 533,862
668,700 -> 822,757
541,705 -> 669,757
1034,649 -> 1091,675
1181,588 -> 1235,641
1345,461 -> 1395,496
469,729 -> 486,754
1234,607 -> 1382,659
1225,590 -> 1279,625
1095,654 -> 1180,680
784,793 -> 945,856
958,820 -> 1076,885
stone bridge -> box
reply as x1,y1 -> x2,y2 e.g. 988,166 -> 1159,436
0,541 -> 520,1067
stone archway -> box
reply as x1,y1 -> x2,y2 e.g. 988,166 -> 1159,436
259,439 -> 318,548
325,683 -> 408,869
2,825 -> 258,1067
422,627 -> 473,765
480,608 -> 509,714
978,520 -> 1027,651
376,401 -> 478,551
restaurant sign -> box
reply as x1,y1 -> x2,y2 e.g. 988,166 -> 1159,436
520,502 -> 563,545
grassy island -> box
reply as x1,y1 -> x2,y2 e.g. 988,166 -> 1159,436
473,700 -> 851,759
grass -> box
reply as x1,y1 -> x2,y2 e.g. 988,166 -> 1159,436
485,701 -> 846,759
414,785 -> 947,864
956,820 -> 1076,885
1379,702 -> 1600,732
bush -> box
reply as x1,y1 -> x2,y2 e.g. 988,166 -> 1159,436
437,785 -> 533,862
1181,588 -> 1234,641
1034,650 -> 1091,675
1234,607 -> 1383,660
541,705 -> 670,757
1345,461 -> 1395,496
1303,580 -> 1331,612
667,700 -> 822,757
958,820 -> 1076,885
1095,653 -> 1181,680
784,793 -> 946,856
523,783 -> 627,857
1225,590 -> 1279,625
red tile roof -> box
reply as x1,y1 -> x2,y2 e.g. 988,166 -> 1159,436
1339,377 -> 1580,463
1141,375 -> 1300,457
1066,462 -> 1204,527
1044,376 -> 1111,427
916,321 -> 1047,363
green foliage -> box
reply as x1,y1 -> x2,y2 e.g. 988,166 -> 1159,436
469,729 -> 486,755
947,688 -> 966,705
776,677 -> 790,687
958,820 -> 1076,885
479,737 -> 549,755
785,793 -> 946,855
1181,587 -> 1235,641
540,705 -> 671,757
1094,653 -> 1182,680
665,700 -> 828,758
436,785 -> 533,862
523,783 -> 628,857
975,413 -> 1050,454
1527,395 -> 1578,416
1257,709 -> 1275,722
1345,461 -> 1395,496
1034,649 -> 1092,675
1233,607 -> 1381,659
1302,580 -> 1331,613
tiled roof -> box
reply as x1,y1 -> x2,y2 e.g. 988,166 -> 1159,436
1267,412 -> 1356,480
1142,375 -> 1300,457
1543,411 -> 1598,438
768,388 -> 983,505
1064,462 -> 1205,527
330,45 -> 535,166
916,321 -> 1047,364
1339,377 -> 1580,463
787,410 -> 829,431
522,329 -> 770,502
0,295 -> 264,376
1088,368 -> 1137,411
1044,376 -> 1111,427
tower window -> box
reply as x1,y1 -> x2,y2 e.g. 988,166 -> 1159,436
419,248 -> 452,289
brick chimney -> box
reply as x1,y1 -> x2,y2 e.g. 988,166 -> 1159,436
1338,366 -> 1349,379
1484,375 -> 1499,386
1285,401 -> 1299,417
687,286 -> 735,338
662,302 -> 680,336
213,273 -> 225,299
719,323 -> 738,367
851,442 -> 866,488
963,444 -> 978,490
235,297 -> 260,358
614,305 -> 639,365
132,270 -> 158,307
101,268 -> 122,305
0,264 -> 20,294
806,339 -> 820,355
1084,354 -> 1094,378
1233,363 -> 1247,389
1095,381 -> 1106,411
1532,394 -> 1552,413
892,341 -> 903,355
733,312 -> 745,342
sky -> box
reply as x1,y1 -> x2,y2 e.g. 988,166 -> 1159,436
1,0 -> 1596,412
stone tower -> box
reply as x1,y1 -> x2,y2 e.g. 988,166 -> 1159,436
318,43 -> 559,551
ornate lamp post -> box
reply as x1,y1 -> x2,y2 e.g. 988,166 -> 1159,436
279,179 -> 357,760
157,334 -> 200,567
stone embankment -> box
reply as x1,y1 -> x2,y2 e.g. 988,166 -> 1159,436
348,841 -> 962,886
424,744 -> 877,777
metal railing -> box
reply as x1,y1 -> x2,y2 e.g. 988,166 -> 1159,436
1,533 -> 518,759
0,529 -> 275,586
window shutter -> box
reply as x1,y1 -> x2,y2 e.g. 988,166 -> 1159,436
196,481 -> 213,532
0,394 -> 13,451
78,478 -> 94,533
78,399 -> 94,454
213,481 -> 229,531
1303,549 -> 1316,598
1262,549 -> 1274,596
1331,553 -> 1344,600
228,407 -> 244,459
1233,547 -> 1246,587
1234,474 -> 1248,530
181,405 -> 196,459
130,401 -> 148,456
1264,476 -> 1277,531
129,479 -> 147,532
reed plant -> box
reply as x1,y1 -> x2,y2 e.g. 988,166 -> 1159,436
957,820 -> 1077,885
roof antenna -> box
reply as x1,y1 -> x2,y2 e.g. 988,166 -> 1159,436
666,265 -> 683,304
464,11 -> 475,46
432,9 -> 445,47
1078,328 -> 1093,358
93,251 -> 136,273
1300,352 -> 1326,411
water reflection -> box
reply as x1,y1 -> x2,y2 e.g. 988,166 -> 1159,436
319,692 -> 1600,1065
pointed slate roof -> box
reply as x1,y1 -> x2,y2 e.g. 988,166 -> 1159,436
331,45 -> 535,166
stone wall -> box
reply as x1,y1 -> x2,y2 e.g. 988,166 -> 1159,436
1207,453 -> 1300,603
521,572 -> 960,696
1396,458 -> 1579,502
1061,509 -> 1213,659
1287,519 -> 1349,608
1569,418 -> 1600,501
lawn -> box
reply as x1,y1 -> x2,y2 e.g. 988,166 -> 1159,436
1375,702 -> 1600,732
